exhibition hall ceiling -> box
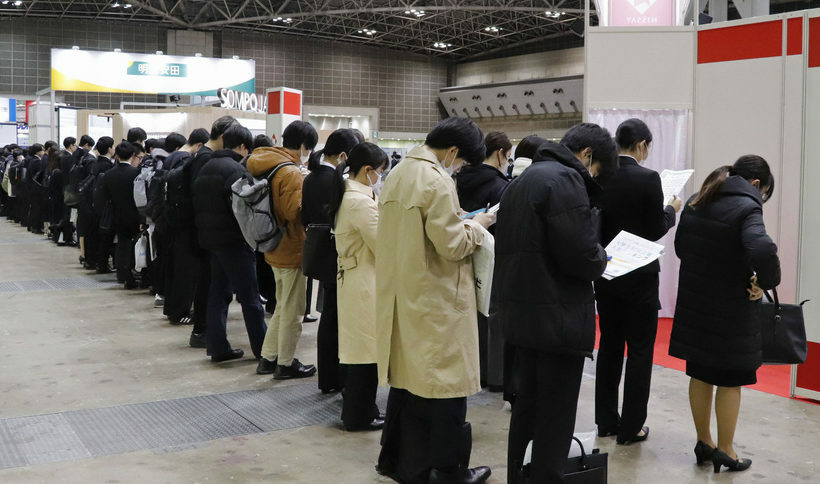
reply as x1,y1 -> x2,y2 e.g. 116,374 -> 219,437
0,0 -> 585,59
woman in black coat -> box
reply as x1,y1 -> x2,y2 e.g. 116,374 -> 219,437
299,128 -> 360,393
670,155 -> 780,473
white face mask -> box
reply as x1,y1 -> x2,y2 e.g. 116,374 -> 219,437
300,147 -> 311,166
368,169 -> 384,197
442,150 -> 458,176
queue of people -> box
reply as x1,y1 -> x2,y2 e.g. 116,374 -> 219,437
0,114 -> 780,483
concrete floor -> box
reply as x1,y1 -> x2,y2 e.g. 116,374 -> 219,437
1,219 -> 819,483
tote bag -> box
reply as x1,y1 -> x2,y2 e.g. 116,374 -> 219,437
760,288 -> 809,365
302,224 -> 337,284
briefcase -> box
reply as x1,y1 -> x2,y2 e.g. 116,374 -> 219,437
302,224 -> 337,284
519,437 -> 608,483
760,288 -> 809,365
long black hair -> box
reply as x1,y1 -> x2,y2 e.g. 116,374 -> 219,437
690,155 -> 775,208
307,128 -> 360,171
327,142 -> 388,226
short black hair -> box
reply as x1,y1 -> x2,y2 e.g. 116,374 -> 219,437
145,138 -> 164,152
209,116 -> 237,141
561,123 -> 619,180
44,140 -> 57,151
308,128 -> 360,170
95,136 -> 115,156
127,127 -> 147,144
188,128 -> 209,146
615,118 -> 653,151
165,132 -> 187,152
425,117 -> 485,166
115,141 -> 136,161
483,131 -> 512,162
253,134 -> 274,150
515,135 -> 547,160
29,143 -> 44,156
131,142 -> 146,155
222,124 -> 253,151
79,135 -> 95,148
63,137 -> 77,149
282,121 -> 318,151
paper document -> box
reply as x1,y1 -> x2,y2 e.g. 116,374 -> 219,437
461,203 -> 500,220
602,231 -> 665,280
660,169 -> 694,206
472,225 -> 495,317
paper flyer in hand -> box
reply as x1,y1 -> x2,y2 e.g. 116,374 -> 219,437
660,169 -> 694,205
602,231 -> 665,280
472,225 -> 495,317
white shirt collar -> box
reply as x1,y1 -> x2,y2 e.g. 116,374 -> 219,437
320,160 -> 336,170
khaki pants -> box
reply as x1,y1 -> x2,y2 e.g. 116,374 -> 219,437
261,266 -> 307,366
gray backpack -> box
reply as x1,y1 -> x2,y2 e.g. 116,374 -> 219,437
133,167 -> 155,217
231,162 -> 295,252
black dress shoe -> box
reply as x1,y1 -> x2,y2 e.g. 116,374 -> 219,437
428,466 -> 491,484
189,332 -> 207,348
303,314 -> 318,323
712,448 -> 752,473
375,465 -> 402,482
321,387 -> 342,394
211,348 -> 244,362
344,417 -> 385,432
617,426 -> 649,445
694,440 -> 716,465
256,357 -> 277,375
273,359 -> 317,380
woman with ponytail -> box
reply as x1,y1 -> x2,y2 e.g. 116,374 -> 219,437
329,142 -> 388,431
299,128 -> 360,393
670,155 -> 780,473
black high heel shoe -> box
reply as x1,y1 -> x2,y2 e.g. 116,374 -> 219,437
712,448 -> 752,473
694,441 -> 715,465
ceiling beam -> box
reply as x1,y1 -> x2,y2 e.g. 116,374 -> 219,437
127,0 -> 190,26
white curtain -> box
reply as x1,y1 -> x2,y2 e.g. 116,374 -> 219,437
588,109 -> 692,317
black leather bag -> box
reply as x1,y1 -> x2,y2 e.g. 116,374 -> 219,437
302,224 -> 337,284
520,437 -> 608,483
760,288 -> 809,365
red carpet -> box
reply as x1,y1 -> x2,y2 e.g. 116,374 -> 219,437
595,317 -> 792,398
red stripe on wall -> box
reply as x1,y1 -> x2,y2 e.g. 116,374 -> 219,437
698,21 -> 783,64
267,91 -> 280,115
788,17 -> 803,56
810,17 -> 820,68
796,341 -> 820,392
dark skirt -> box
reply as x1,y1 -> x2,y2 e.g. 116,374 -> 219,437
686,361 -> 757,387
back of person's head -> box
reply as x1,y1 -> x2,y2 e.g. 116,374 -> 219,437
115,141 -> 136,162
515,135 -> 547,160
690,155 -> 775,208
561,123 -> 618,180
615,118 -> 653,152
12,148 -> 23,159
127,127 -> 147,144
95,136 -> 115,156
329,142 -> 389,224
253,134 -> 274,150
209,116 -> 237,141
145,138 -> 164,152
63,137 -> 77,150
29,144 -> 44,156
351,129 -> 366,143
79,135 -> 95,148
222,124 -> 253,152
282,121 -> 319,151
308,128 -> 360,170
131,143 -> 145,160
188,128 -> 210,146
47,146 -> 61,171
425,117 -> 485,166
482,131 -> 512,164
165,133 -> 187,153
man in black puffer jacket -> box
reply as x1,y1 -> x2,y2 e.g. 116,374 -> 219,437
191,123 -> 267,364
494,123 -> 617,484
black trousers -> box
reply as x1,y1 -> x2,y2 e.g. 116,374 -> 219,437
193,252 -> 210,335
507,348 -> 585,484
163,229 -> 199,322
59,205 -> 76,243
115,229 -> 138,285
256,251 -> 276,313
205,246 -> 267,358
95,226 -> 115,272
594,276 -> 659,440
378,388 -> 471,483
341,363 -> 379,428
150,230 -> 166,296
317,282 -> 343,391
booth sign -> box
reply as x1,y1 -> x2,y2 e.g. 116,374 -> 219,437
218,88 -> 267,113
610,0 -> 674,26
50,48 -> 256,96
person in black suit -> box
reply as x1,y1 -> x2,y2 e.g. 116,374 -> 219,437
24,144 -> 47,234
275,128 -> 359,391
593,118 -> 683,445
98,142 -> 142,289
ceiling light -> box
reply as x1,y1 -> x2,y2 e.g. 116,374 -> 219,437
1,1 -> 9,5
13,0 -> 21,4
156,50 -> 163,55
114,48 -> 121,52
72,45 -> 80,50
433,42 -> 452,49
357,28 -> 377,36
111,1 -> 120,6
484,26 -> 501,33
232,55 -> 239,59
194,52 -> 202,57
545,11 -> 563,18
272,16 -> 292,24
404,8 -> 425,18
124,2 -> 131,7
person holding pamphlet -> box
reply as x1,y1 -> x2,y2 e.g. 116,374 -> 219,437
594,119 -> 683,445
495,123 -> 616,483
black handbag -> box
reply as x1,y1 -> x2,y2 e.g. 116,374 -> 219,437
302,224 -> 337,283
519,437 -> 608,483
760,288 -> 809,365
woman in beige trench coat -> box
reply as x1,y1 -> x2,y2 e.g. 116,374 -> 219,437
375,118 -> 495,484
330,142 -> 389,431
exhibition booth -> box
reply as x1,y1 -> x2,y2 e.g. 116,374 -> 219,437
585,7 -> 820,399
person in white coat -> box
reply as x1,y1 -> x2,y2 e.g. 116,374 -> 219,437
328,142 -> 389,431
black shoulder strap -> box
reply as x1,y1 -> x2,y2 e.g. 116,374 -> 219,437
266,162 -> 296,181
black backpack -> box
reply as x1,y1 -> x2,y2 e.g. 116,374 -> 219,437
7,159 -> 25,187
165,158 -> 195,230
